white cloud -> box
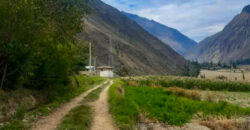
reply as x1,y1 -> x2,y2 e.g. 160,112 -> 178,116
102,0 -> 250,42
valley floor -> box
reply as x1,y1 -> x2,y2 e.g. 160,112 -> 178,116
1,76 -> 250,130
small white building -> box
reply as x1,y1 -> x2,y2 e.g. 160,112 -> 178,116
97,66 -> 114,78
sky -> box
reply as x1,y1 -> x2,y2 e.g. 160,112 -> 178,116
102,0 -> 250,42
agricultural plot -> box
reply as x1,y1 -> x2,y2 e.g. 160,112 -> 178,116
127,76 -> 250,92
199,91 -> 250,108
109,77 -> 250,130
200,69 -> 250,82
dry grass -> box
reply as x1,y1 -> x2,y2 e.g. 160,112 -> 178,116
139,113 -> 159,124
150,83 -> 161,88
200,69 -> 250,82
200,118 -> 250,130
205,91 -> 216,102
216,75 -> 228,80
167,87 -> 201,100
117,85 -> 125,96
128,81 -> 139,86
199,91 -> 250,107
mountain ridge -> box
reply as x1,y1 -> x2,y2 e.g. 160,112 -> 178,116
122,12 -> 197,55
186,5 -> 250,63
242,5 -> 250,13
77,0 -> 187,75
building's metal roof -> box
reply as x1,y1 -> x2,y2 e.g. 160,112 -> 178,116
97,66 -> 113,69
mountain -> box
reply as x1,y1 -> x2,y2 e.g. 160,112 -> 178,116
186,5 -> 250,63
77,0 -> 186,76
123,12 -> 197,55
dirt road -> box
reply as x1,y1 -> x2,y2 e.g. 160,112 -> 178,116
90,80 -> 117,130
31,81 -> 107,130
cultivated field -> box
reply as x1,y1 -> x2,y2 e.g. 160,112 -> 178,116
110,76 -> 250,130
199,90 -> 250,107
200,66 -> 250,81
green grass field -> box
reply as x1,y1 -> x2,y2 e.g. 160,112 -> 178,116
125,86 -> 250,125
110,78 -> 250,130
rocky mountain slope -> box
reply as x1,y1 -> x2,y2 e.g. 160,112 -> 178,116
77,0 -> 186,75
186,5 -> 250,63
123,12 -> 197,55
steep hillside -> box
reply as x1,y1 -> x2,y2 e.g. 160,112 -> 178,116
77,0 -> 186,76
123,12 -> 197,55
186,5 -> 250,63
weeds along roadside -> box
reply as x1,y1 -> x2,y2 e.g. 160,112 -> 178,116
0,76 -> 105,130
57,81 -> 109,130
108,79 -> 139,130
109,79 -> 250,130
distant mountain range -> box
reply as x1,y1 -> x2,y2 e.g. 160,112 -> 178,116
186,5 -> 250,64
123,12 -> 197,55
77,0 -> 186,75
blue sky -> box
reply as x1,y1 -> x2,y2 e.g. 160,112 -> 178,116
102,0 -> 250,42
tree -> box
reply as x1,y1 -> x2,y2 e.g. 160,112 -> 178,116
0,0 -> 91,90
183,61 -> 201,77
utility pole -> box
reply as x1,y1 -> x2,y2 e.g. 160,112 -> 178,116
108,38 -> 111,67
89,42 -> 92,74
94,56 -> 97,75
109,37 -> 114,68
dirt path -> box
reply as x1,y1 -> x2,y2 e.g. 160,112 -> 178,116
31,81 -> 108,130
90,80 -> 118,130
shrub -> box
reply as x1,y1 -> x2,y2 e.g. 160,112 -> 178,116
206,91 -> 216,102
128,81 -> 138,86
216,75 -> 228,80
167,87 -> 201,100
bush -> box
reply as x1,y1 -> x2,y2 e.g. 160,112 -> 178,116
216,75 -> 228,80
167,87 -> 201,100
